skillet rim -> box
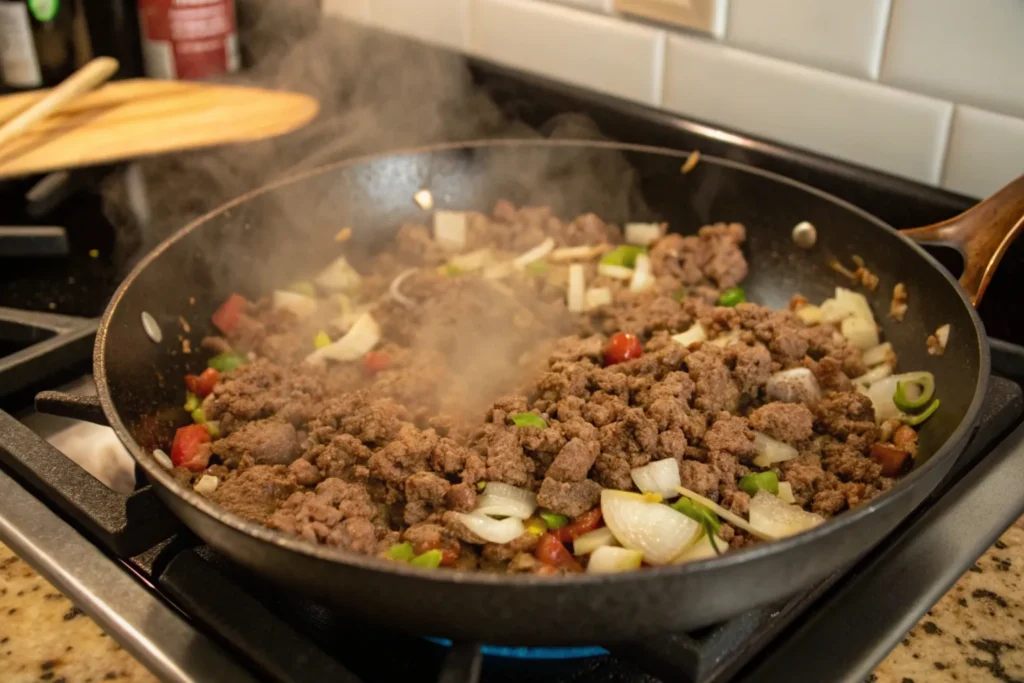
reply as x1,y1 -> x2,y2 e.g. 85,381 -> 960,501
94,138 -> 990,587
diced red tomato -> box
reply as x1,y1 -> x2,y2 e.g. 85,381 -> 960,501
211,294 -> 248,335
554,508 -> 603,543
363,351 -> 392,373
870,443 -> 910,477
184,367 -> 220,398
170,424 -> 212,471
411,536 -> 461,567
604,332 -> 643,366
535,534 -> 582,572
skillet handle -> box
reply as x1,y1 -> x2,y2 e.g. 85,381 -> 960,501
901,172 -> 1024,307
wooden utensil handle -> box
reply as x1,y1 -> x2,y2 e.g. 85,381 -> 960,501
0,56 -> 119,151
901,173 -> 1024,307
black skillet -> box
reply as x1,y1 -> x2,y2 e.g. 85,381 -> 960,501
46,140 -> 1024,644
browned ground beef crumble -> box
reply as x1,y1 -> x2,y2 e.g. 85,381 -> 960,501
178,201 -> 906,573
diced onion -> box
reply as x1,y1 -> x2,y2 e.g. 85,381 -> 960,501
672,322 -> 707,347
513,238 -> 555,268
672,532 -> 728,564
709,329 -> 741,348
777,481 -> 795,504
597,263 -> 634,280
272,290 -> 317,318
601,490 -> 701,565
315,256 -> 362,293
472,482 -> 537,520
862,342 -> 893,367
676,485 -> 775,541
625,222 -> 664,247
859,371 -> 934,423
452,512 -> 525,544
795,304 -> 823,325
483,261 -> 515,280
573,527 -> 618,556
933,324 -> 950,353
550,244 -> 608,262
414,189 -> 434,210
152,448 -> 173,470
766,367 -> 821,404
821,287 -> 875,326
141,311 -> 162,344
389,268 -> 418,309
630,458 -> 682,499
840,316 -> 879,350
567,264 -> 586,313
752,431 -> 799,468
853,364 -> 892,387
449,248 -> 494,272
629,254 -> 655,292
434,211 -> 467,252
306,312 -> 380,365
587,546 -> 644,573
194,475 -> 219,496
585,287 -> 612,310
748,490 -> 824,539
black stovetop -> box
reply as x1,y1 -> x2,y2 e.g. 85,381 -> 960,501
3,49 -> 1024,683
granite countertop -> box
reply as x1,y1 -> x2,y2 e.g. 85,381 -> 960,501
1,524 -> 1023,682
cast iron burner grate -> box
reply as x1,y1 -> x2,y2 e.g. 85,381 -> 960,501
1,377 -> 1020,683
0,307 -> 96,401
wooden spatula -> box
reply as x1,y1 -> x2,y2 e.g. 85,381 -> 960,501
0,73 -> 319,179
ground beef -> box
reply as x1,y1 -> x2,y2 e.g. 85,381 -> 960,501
781,455 -> 827,506
649,223 -> 747,288
211,419 -> 301,467
748,403 -> 814,443
703,413 -> 756,458
482,533 -> 540,562
678,460 -> 719,497
815,392 -> 878,442
537,478 -> 603,517
211,465 -> 298,524
403,472 -> 451,524
686,347 -> 740,413
546,438 -> 600,482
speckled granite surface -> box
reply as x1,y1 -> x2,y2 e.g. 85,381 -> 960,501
2,522 -> 1023,683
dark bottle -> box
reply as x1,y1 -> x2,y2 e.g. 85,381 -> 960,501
0,0 -> 78,89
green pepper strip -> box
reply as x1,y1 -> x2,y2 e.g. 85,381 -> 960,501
183,392 -> 200,413
738,471 -> 779,497
902,399 -> 940,426
539,511 -> 568,530
893,376 -> 935,412
409,549 -> 443,569
671,498 -> 721,537
510,412 -> 547,428
191,408 -> 207,425
525,260 -> 548,276
205,421 -> 221,439
717,287 -> 746,307
208,352 -> 248,373
476,481 -> 487,491
387,542 -> 415,561
600,245 -> 646,268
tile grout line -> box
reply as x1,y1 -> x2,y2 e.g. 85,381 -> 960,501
869,0 -> 895,82
650,29 -> 666,108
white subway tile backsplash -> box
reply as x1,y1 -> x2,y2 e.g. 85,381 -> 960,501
726,0 -> 891,79
942,106 -> 1024,200
470,0 -> 665,105
365,0 -> 470,51
662,34 -> 952,183
882,0 -> 1024,119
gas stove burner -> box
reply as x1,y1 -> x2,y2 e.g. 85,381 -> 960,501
425,638 -> 608,660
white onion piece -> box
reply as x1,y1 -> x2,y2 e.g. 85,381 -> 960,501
331,305 -> 370,334
513,238 -> 555,268
853,364 -> 892,387
630,458 -> 682,499
840,316 -> 879,351
272,290 -> 317,318
601,490 -> 700,565
934,324 -> 950,352
434,211 -> 467,252
676,485 -> 776,541
452,512 -> 525,544
629,254 -> 655,292
766,367 -> 822,404
483,261 -> 515,280
625,222 -> 664,247
550,244 -> 607,262
672,532 -> 728,564
709,329 -> 742,348
587,546 -> 644,574
597,263 -> 634,280
414,189 -> 434,210
859,371 -> 933,423
795,305 -> 823,325
672,322 -> 707,347
306,312 -> 380,365
389,268 -> 418,309
752,431 -> 799,468
449,248 -> 494,272
194,475 -> 219,496
473,482 -> 537,519
862,342 -> 893,367
573,526 -> 618,556
567,264 -> 586,313
748,490 -> 824,539
584,287 -> 612,310
315,255 -> 362,292
141,311 -> 162,343
152,448 -> 173,470
777,481 -> 796,504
